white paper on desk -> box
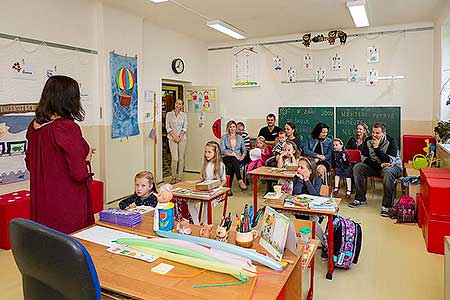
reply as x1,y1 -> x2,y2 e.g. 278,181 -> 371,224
285,221 -> 299,257
73,225 -> 145,247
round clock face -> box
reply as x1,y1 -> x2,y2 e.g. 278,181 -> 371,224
172,58 -> 184,74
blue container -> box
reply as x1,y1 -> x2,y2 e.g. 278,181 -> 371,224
159,202 -> 174,231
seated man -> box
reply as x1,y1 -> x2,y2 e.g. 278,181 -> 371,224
349,122 -> 402,217
258,113 -> 282,145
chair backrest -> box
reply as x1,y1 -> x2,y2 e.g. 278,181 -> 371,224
9,218 -> 101,300
347,149 -> 362,163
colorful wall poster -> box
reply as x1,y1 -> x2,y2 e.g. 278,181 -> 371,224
0,114 -> 34,184
109,52 -> 139,138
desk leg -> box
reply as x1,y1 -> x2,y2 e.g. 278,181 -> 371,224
253,175 -> 258,217
326,216 -> 334,280
207,201 -> 212,224
222,193 -> 229,218
307,220 -> 315,300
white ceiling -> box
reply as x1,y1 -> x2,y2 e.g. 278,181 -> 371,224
103,0 -> 445,43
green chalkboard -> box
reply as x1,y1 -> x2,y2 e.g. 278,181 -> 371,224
278,107 -> 335,144
335,107 -> 401,148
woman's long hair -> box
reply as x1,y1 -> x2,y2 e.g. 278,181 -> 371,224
311,123 -> 330,140
35,75 -> 84,125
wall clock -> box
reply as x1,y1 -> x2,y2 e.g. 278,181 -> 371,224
171,58 -> 185,74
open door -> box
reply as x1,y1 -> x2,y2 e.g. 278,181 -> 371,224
184,87 -> 220,172
161,84 -> 183,180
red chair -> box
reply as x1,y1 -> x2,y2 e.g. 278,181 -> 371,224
198,175 -> 230,224
347,149 -> 362,163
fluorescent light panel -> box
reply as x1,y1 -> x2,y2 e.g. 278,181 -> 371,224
207,20 -> 246,39
347,0 -> 369,27
151,0 -> 168,3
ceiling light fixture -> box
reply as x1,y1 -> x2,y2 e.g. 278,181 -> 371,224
346,0 -> 369,27
150,0 -> 169,3
207,19 -> 247,39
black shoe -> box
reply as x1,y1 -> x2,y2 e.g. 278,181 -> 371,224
321,247 -> 329,261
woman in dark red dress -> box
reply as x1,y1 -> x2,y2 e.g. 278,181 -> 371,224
25,76 -> 95,234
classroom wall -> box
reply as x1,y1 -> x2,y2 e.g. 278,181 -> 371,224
434,1 -> 450,122
0,0 -> 208,201
207,23 -> 435,140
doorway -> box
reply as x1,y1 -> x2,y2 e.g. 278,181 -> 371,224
161,83 -> 183,180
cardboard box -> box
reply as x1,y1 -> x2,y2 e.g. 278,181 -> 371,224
195,180 -> 221,191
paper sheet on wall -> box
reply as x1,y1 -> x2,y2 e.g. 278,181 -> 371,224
232,45 -> 260,87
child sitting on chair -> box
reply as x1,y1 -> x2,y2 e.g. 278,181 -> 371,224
200,141 -> 227,186
247,136 -> 271,172
331,138 -> 352,198
276,141 -> 301,193
119,171 -> 158,209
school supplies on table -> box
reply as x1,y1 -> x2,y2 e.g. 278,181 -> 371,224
284,195 -> 311,208
286,194 -> 338,211
99,208 -> 142,227
107,243 -> 158,263
264,192 -> 283,200
172,186 -> 223,198
259,206 -> 298,261
195,179 -> 221,191
236,204 -> 252,233
128,206 -> 155,214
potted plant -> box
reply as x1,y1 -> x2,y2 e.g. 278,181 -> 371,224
434,120 -> 450,144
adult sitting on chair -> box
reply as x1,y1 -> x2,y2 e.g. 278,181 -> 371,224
349,122 -> 402,217
303,122 -> 333,180
221,120 -> 247,193
258,113 -> 282,145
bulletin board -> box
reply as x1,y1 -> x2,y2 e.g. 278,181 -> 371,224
186,88 -> 217,113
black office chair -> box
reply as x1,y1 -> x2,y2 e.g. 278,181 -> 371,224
9,218 -> 101,300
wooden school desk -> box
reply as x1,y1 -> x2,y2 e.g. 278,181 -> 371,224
263,196 -> 341,280
76,214 -> 316,300
171,181 -> 230,224
247,166 -> 295,214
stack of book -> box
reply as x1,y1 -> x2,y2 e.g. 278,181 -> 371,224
99,208 -> 142,227
308,196 -> 337,211
284,195 -> 311,208
191,187 -> 223,198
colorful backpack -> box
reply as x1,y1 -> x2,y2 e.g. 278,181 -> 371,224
323,216 -> 362,269
389,195 -> 416,223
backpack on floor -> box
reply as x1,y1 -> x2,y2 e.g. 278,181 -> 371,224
388,195 -> 416,223
323,216 -> 362,270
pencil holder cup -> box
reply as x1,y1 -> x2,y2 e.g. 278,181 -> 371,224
235,230 -> 258,248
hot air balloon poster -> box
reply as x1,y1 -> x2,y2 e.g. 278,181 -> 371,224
110,52 -> 139,138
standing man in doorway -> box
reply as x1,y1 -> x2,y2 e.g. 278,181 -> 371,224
258,113 -> 282,145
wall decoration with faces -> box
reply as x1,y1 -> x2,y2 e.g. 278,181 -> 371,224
303,54 -> 312,71
366,68 -> 378,86
287,66 -> 296,82
315,67 -> 326,84
273,56 -> 283,71
348,65 -> 359,82
331,53 -> 342,71
367,46 -> 379,63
